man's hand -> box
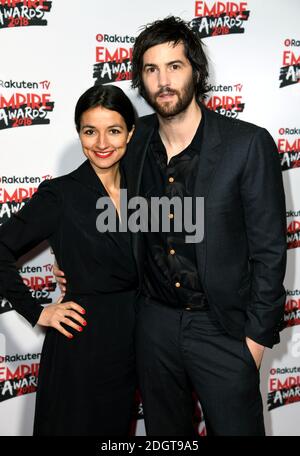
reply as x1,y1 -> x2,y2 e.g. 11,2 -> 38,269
246,336 -> 265,369
37,295 -> 86,339
53,260 -> 67,293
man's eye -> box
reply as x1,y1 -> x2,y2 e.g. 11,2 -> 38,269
110,129 -> 121,134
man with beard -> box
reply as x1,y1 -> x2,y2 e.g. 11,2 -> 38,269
55,16 -> 286,435
125,16 -> 286,436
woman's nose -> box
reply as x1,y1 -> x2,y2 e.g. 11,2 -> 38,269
95,134 -> 109,149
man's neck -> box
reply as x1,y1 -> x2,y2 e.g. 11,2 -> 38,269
157,99 -> 202,162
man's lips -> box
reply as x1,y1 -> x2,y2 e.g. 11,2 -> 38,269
157,92 -> 176,101
93,150 -> 115,159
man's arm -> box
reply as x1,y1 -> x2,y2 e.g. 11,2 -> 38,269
240,127 -> 287,351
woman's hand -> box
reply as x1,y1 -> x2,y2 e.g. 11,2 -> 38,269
37,295 -> 87,339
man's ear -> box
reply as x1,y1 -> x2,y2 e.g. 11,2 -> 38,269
126,125 -> 135,144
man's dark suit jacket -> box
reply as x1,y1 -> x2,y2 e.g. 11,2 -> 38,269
123,104 -> 287,348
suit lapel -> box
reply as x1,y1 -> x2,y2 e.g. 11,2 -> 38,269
125,115 -> 156,282
194,104 -> 223,198
125,115 -> 156,198
194,105 -> 223,283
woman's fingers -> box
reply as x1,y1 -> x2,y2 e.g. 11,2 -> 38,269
66,301 -> 86,316
53,261 -> 65,278
37,300 -> 87,338
53,322 -> 74,339
53,264 -> 67,292
57,294 -> 65,304
64,309 -> 87,327
57,279 -> 67,293
61,316 -> 84,332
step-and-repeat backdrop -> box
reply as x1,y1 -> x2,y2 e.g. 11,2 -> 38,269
0,0 -> 299,436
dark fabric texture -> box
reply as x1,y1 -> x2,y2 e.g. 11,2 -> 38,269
0,160 -> 138,435
123,103 -> 287,349
141,117 -> 208,310
136,297 -> 265,436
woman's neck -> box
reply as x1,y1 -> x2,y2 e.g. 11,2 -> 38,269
92,162 -> 121,192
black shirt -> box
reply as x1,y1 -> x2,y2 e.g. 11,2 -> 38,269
140,118 -> 209,310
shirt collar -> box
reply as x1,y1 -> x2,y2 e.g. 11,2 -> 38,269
150,115 -> 205,167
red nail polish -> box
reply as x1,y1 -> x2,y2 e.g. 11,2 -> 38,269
78,327 -> 83,332
81,309 -> 86,314
68,334 -> 73,339
82,321 -> 87,326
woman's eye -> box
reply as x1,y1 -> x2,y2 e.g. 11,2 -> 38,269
110,129 -> 121,134
84,129 -> 94,135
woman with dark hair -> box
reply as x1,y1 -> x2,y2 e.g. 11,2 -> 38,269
0,84 -> 137,436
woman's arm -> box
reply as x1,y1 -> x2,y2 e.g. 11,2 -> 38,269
0,179 -> 86,336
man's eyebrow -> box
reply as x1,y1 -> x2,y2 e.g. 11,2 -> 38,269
167,59 -> 185,65
143,63 -> 157,68
143,60 -> 184,68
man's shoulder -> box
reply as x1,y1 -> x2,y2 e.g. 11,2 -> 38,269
204,105 -> 265,138
135,112 -> 157,131
126,113 -> 157,152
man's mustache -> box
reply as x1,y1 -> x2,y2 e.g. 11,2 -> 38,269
155,87 -> 178,97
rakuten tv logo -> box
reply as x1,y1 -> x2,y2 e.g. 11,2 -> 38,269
190,1 -> 250,38
204,82 -> 245,118
277,127 -> 300,171
0,79 -> 54,129
93,33 -> 133,84
0,0 -> 52,29
279,39 -> 300,88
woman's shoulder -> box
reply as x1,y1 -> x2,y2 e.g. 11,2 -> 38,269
38,162 -> 88,192
37,174 -> 71,194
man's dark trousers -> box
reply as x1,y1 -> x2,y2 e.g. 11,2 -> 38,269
136,297 -> 265,436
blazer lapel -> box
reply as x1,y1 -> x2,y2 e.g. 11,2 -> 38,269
194,104 -> 223,198
69,159 -> 106,196
194,105 -> 223,283
125,115 -> 156,283
125,114 -> 157,198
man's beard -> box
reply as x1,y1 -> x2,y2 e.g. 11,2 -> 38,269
143,79 -> 195,118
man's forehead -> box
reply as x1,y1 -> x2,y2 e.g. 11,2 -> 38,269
143,41 -> 186,62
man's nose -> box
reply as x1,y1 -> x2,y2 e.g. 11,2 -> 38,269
157,68 -> 171,88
